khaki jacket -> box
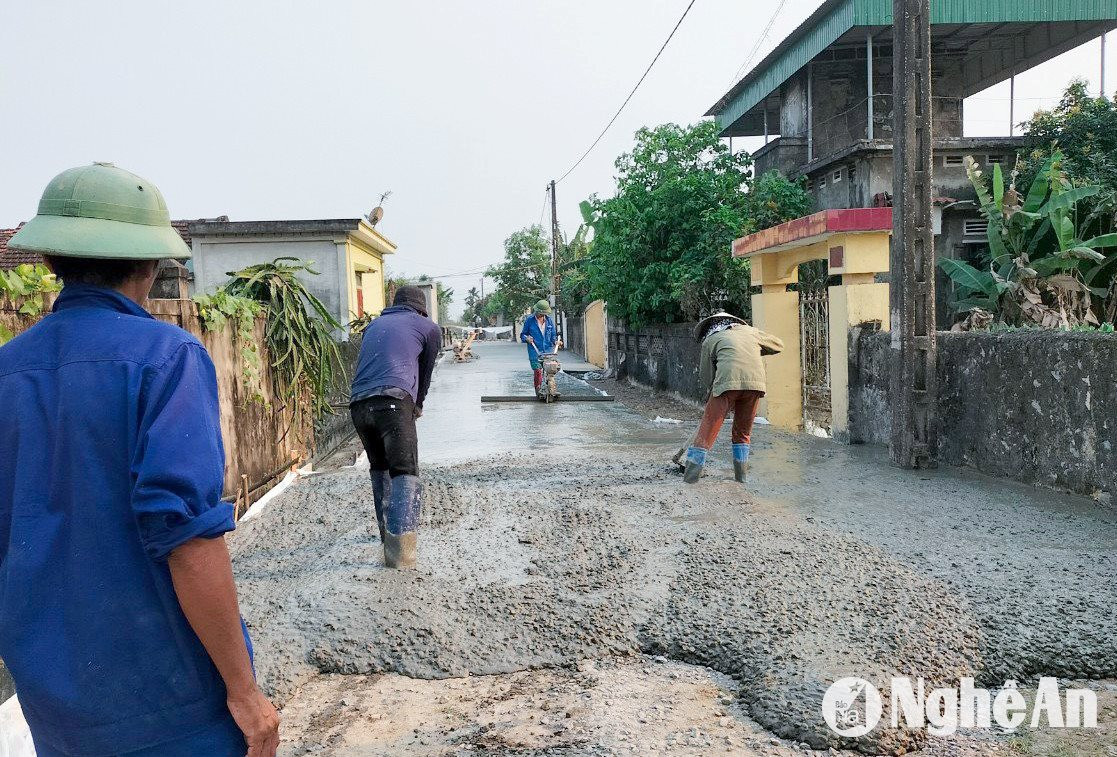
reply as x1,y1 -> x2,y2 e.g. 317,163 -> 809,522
698,324 -> 784,397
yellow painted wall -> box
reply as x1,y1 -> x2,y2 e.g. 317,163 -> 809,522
827,232 -> 890,277
752,288 -> 802,430
828,282 -> 890,437
583,300 -> 607,368
346,241 -> 386,321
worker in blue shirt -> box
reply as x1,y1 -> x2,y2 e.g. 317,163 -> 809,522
520,299 -> 560,395
0,164 -> 279,757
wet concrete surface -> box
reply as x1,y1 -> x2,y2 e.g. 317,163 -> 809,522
232,341 -> 1117,755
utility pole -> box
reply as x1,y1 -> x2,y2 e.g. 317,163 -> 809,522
889,0 -> 937,469
549,179 -> 563,343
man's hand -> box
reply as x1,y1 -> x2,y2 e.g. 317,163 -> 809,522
168,537 -> 279,757
227,687 -> 280,757
526,336 -> 535,345
414,406 -> 423,419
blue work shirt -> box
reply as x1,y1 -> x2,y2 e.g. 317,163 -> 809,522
351,305 -> 443,407
520,314 -> 557,358
0,284 -> 250,755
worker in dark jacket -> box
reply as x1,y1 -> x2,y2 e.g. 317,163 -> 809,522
0,163 -> 278,757
350,285 -> 443,568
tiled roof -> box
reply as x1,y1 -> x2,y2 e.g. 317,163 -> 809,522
0,225 -> 40,270
0,220 -> 210,270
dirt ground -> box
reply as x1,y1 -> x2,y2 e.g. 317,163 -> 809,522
231,343 -> 1116,756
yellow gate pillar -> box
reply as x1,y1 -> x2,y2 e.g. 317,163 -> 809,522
752,283 -> 802,430
825,231 -> 891,439
734,209 -> 895,436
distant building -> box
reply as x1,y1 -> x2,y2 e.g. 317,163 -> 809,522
415,281 -> 439,325
187,218 -> 396,332
706,0 -> 1117,325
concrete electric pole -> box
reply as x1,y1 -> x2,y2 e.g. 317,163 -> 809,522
889,0 -> 937,469
549,179 -> 560,304
549,179 -> 563,342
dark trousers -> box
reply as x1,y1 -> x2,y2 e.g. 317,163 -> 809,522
694,389 -> 764,449
351,396 -> 419,476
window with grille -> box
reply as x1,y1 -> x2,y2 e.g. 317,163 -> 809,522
832,169 -> 843,184
987,154 -> 1006,165
943,155 -> 965,167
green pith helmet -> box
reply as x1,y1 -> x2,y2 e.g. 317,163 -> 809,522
8,162 -> 190,260
533,299 -> 552,315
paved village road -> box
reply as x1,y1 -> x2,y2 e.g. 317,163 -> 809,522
230,341 -> 1117,756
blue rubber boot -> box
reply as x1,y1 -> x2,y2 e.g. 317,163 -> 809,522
384,474 -> 421,569
732,443 -> 751,483
682,447 -> 707,484
369,469 -> 391,543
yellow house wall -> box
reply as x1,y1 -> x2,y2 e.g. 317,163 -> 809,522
583,300 -> 607,368
346,241 -> 386,321
828,282 -> 891,438
751,288 -> 802,430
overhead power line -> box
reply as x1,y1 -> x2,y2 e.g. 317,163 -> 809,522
725,0 -> 788,90
554,0 -> 699,185
538,185 -> 550,228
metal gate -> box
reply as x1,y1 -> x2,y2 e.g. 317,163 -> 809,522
799,287 -> 832,431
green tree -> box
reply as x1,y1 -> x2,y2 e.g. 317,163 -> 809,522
462,286 -> 482,323
1020,79 -> 1117,197
746,170 -> 813,232
582,122 -> 809,326
485,225 -> 552,321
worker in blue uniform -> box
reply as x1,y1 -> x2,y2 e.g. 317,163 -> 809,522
0,163 -> 279,757
519,299 -> 560,395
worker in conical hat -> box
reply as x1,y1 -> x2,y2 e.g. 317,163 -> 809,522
675,311 -> 784,485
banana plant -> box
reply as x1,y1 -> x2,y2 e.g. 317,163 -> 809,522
940,152 -> 1117,327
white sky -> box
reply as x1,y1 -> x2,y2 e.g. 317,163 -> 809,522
2,1 -> 1112,317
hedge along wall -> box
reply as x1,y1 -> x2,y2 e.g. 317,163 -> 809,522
606,316 -> 704,402
2,297 -> 309,508
850,329 -> 1116,497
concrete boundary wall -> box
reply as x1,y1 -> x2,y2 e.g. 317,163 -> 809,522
606,317 -> 704,402
850,329 -> 1116,497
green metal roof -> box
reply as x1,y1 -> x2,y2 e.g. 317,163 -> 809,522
708,0 -> 1117,136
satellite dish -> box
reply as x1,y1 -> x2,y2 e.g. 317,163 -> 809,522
367,190 -> 392,227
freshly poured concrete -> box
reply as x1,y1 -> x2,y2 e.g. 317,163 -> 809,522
231,342 -> 1117,755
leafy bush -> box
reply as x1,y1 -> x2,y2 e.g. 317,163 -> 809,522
193,289 -> 265,405
0,264 -> 61,344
